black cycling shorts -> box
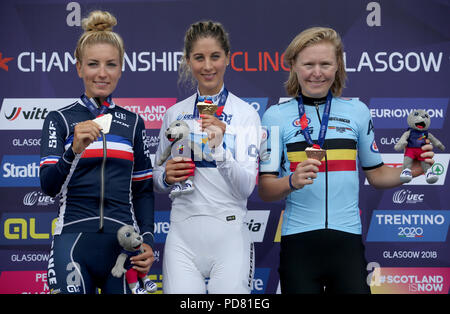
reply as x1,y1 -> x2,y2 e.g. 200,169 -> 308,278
47,232 -> 130,294
279,229 -> 371,294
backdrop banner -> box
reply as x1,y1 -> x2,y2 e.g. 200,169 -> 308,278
0,0 -> 448,294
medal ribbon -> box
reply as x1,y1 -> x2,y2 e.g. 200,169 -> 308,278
193,87 -> 229,118
80,94 -> 112,117
296,90 -> 332,148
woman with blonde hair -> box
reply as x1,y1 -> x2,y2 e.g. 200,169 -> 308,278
258,27 -> 435,293
40,10 -> 155,294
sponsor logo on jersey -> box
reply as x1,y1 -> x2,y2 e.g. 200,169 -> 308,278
370,139 -> 380,153
292,116 -> 311,128
328,126 -> 352,133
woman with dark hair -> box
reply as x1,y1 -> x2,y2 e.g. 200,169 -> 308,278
154,20 -> 261,294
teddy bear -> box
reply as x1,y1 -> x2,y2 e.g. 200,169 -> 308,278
111,225 -> 157,294
157,120 -> 205,200
394,109 -> 445,184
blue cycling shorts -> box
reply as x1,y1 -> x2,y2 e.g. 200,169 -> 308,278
47,232 -> 131,294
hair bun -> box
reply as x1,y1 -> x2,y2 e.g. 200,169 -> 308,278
82,10 -> 117,32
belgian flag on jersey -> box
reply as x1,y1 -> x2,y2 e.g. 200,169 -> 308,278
287,138 -> 357,172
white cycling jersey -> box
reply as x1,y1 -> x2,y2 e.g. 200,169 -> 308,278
153,88 -> 261,293
154,90 -> 261,223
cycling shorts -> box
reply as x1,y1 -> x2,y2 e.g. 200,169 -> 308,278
162,215 -> 254,294
47,232 -> 130,294
279,229 -> 370,294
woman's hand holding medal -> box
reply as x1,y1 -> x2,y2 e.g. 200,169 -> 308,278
290,158 -> 322,189
198,114 -> 226,148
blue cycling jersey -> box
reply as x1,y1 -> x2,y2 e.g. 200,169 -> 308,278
40,97 -> 154,246
260,96 -> 383,236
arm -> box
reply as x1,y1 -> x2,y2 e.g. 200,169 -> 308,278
258,158 -> 322,202
364,164 -> 403,189
354,100 -> 394,189
131,116 -> 155,249
40,110 -> 102,197
365,143 -> 435,189
40,111 -> 80,197
257,104 -> 286,201
203,110 -> 261,199
258,174 -> 291,202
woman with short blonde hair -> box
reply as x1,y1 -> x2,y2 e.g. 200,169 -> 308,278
284,27 -> 346,97
258,26 -> 436,294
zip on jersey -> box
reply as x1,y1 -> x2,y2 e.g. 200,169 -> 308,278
80,95 -> 111,232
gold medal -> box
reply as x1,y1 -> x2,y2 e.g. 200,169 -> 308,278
196,99 -> 218,115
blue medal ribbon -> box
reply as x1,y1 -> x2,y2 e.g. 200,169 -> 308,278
80,94 -> 112,117
193,87 -> 229,118
296,90 -> 332,148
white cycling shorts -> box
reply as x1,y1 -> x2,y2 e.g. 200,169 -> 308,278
162,215 -> 254,294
